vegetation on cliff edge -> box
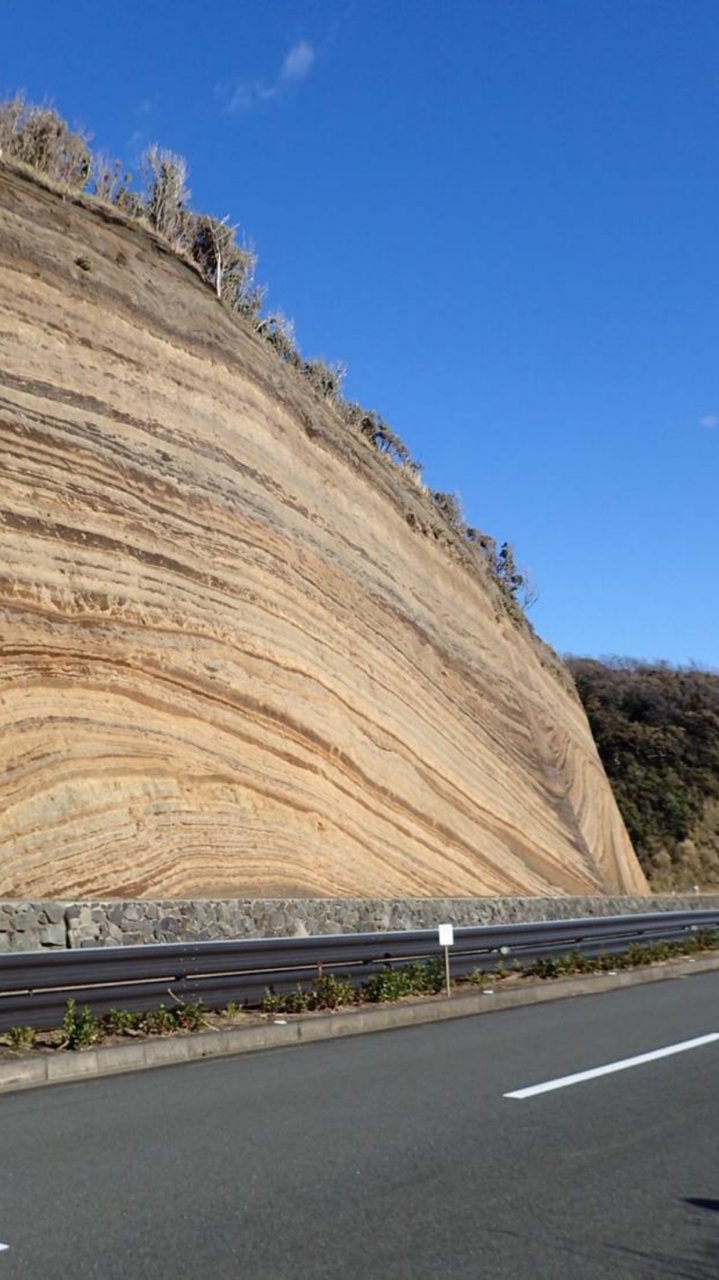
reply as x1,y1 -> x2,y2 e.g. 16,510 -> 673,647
0,91 -> 537,624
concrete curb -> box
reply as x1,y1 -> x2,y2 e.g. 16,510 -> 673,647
2,954 -> 718,1096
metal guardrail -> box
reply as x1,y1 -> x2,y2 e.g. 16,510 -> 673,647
0,910 -> 718,1032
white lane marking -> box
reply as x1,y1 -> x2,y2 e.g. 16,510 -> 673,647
505,1032 -> 719,1099
0,1243 -> 8,1252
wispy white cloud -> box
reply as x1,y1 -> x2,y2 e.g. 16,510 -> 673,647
281,40 -> 315,82
226,81 -> 277,113
700,414 -> 718,429
126,128 -> 146,163
223,40 -> 316,114
124,98 -> 157,164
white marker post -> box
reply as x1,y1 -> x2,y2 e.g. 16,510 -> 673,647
438,923 -> 454,997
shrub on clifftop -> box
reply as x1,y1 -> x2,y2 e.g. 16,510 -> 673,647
0,94 -> 91,188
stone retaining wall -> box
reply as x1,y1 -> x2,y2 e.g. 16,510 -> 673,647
1,895 -> 719,952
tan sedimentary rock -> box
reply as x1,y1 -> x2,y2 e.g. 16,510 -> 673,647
0,169 -> 647,899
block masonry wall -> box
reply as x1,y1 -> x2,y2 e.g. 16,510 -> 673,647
1,896 -> 718,952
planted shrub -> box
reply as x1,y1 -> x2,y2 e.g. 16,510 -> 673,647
311,973 -> 355,1010
142,1005 -> 177,1035
5,1026 -> 36,1050
363,968 -> 409,1003
261,989 -> 284,1014
103,1008 -> 140,1035
284,986 -> 311,1014
169,1000 -> 205,1031
63,998 -> 100,1049
363,958 -> 444,1002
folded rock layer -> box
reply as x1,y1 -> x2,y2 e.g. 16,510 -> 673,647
0,169 -> 647,899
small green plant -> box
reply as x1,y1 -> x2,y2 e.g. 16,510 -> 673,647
363,968 -> 409,1003
284,986 -> 311,1014
222,1001 -> 242,1017
363,959 -> 445,1003
179,998 -> 204,1029
682,934 -> 701,954
103,1008 -> 140,1035
596,952 -> 626,973
261,989 -> 284,1015
5,1025 -> 36,1050
423,959 -> 446,994
311,973 -> 355,1010
467,968 -> 486,986
171,1001 -> 205,1031
63,998 -> 100,1049
142,1005 -> 176,1035
527,955 -> 563,980
400,961 -> 429,994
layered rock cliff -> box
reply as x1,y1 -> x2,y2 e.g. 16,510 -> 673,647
0,168 -> 647,899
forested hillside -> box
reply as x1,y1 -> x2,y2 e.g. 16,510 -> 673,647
568,659 -> 719,889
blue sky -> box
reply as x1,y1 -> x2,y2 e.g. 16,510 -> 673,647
4,1 -> 718,666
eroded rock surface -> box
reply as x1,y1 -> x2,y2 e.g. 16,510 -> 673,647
0,169 -> 647,899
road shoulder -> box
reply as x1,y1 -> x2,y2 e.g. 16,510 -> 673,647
2,952 -> 718,1096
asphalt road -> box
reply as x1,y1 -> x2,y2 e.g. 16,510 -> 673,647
1,972 -> 718,1279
